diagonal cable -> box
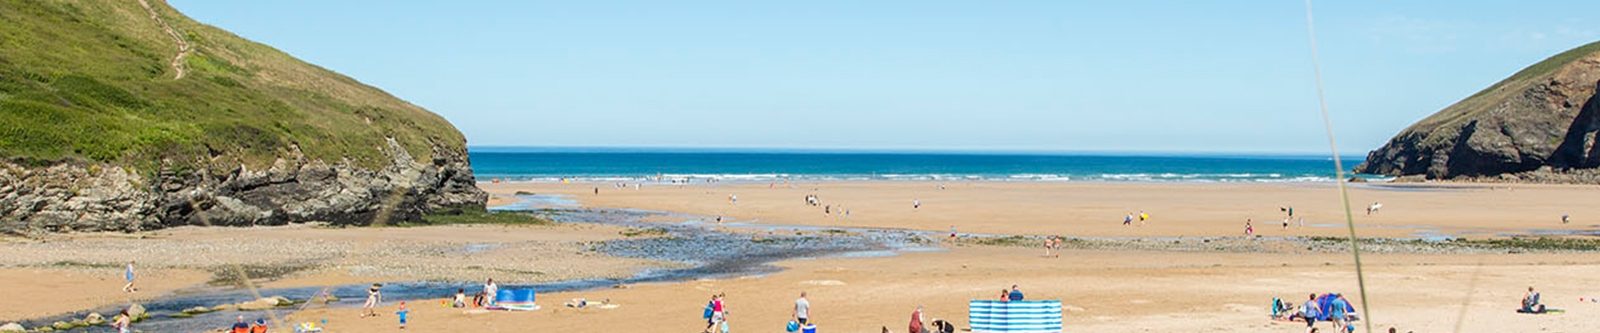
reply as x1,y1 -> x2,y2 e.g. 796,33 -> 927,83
1301,1 -> 1375,332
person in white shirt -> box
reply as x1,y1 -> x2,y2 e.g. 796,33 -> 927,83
793,291 -> 811,325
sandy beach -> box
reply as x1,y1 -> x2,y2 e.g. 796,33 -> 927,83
483,181 -> 1600,238
6,181 -> 1598,332
0,223 -> 663,323
255,180 -> 1597,333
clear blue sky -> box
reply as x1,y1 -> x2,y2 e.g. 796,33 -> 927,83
171,0 -> 1598,154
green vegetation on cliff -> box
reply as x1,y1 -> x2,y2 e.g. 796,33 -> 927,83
0,0 -> 465,172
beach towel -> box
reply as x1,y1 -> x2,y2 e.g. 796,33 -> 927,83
969,300 -> 1063,333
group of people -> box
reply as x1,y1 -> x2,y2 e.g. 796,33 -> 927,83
228,316 -> 271,333
702,290 -> 958,333
1122,211 -> 1150,226
1281,293 -> 1356,333
1041,236 -> 1063,258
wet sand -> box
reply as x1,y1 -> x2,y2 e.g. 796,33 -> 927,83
0,223 -> 662,323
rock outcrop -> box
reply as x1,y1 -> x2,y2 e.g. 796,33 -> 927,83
1357,41 -> 1600,181
1,139 -> 484,234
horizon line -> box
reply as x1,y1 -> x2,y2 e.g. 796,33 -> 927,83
467,145 -> 1368,159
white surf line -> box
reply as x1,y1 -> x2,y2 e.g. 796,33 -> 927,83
137,0 -> 191,80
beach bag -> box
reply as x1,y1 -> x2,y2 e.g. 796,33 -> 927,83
703,301 -> 715,319
720,321 -> 730,333
787,321 -> 800,332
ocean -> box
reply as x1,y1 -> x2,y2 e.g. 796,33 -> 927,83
469,147 -> 1373,183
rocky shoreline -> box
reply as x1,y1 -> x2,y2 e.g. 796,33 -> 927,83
0,139 -> 487,235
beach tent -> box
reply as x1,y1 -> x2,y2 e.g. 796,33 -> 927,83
969,300 -> 1063,333
1314,294 -> 1355,321
492,289 -> 540,311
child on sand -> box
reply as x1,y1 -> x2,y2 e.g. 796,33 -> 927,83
122,261 -> 136,293
453,288 -> 467,308
112,309 -> 131,333
396,301 -> 410,329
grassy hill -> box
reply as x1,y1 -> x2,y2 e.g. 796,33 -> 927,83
0,0 -> 465,173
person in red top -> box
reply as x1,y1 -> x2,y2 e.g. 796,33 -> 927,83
908,305 -> 926,333
249,318 -> 267,333
229,315 -> 250,333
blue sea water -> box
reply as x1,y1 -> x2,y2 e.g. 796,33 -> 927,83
468,147 -> 1372,183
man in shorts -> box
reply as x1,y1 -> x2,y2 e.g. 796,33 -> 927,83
1301,294 -> 1321,333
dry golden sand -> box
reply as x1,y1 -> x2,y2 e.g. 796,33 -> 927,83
483,181 -> 1600,238
290,248 -> 1600,333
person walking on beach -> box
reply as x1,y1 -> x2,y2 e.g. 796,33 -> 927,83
948,225 -> 958,243
1123,213 -> 1133,226
1051,236 -> 1063,257
362,283 -> 383,317
1245,220 -> 1255,237
1138,211 -> 1149,225
484,278 -> 499,306
396,301 -> 410,329
703,293 -> 727,333
1300,294 -> 1321,333
1328,294 -> 1350,331
913,199 -> 921,209
112,309 -> 131,333
122,260 -> 136,293
1562,214 -> 1571,224
729,194 -> 738,205
794,291 -> 812,325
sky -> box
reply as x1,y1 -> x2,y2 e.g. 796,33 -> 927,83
170,0 -> 1600,154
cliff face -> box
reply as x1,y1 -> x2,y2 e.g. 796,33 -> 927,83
1357,41 -> 1600,181
0,1 -> 485,234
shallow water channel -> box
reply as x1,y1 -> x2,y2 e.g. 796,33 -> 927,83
23,195 -> 934,332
